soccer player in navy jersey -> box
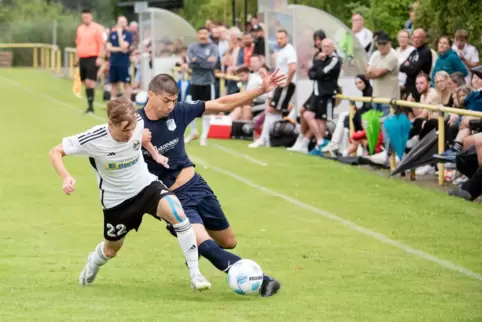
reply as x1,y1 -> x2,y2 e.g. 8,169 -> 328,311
139,70 -> 286,297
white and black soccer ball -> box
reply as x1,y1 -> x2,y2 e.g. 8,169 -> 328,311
227,259 -> 264,295
135,91 -> 148,106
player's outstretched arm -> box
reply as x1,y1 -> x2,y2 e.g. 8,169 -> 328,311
204,69 -> 286,114
142,129 -> 169,168
49,144 -> 76,195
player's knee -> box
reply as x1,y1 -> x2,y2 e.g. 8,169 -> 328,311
216,234 -> 237,249
158,195 -> 186,224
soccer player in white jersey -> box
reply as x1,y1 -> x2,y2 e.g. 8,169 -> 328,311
48,97 -> 211,290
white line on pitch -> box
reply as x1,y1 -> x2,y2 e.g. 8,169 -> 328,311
2,74 -> 482,281
213,144 -> 268,167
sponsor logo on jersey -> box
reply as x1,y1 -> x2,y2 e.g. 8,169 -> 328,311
106,157 -> 139,170
166,119 -> 177,131
155,138 -> 179,154
133,140 -> 141,150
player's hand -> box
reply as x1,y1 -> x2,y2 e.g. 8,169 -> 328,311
142,129 -> 152,145
62,176 -> 76,195
153,154 -> 169,168
259,68 -> 287,93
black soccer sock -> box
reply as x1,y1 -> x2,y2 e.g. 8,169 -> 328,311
198,239 -> 241,272
86,88 -> 95,111
453,141 -> 463,152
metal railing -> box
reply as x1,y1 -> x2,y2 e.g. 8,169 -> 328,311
337,94 -> 482,185
0,43 -> 61,73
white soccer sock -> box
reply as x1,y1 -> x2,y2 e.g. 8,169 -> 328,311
91,241 -> 109,266
201,115 -> 211,140
173,219 -> 201,278
189,119 -> 198,136
300,137 -> 310,147
260,112 -> 282,145
331,112 -> 348,144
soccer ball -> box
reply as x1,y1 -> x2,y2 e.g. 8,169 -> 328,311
227,259 -> 264,295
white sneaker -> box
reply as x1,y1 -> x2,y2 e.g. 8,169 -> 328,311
184,133 -> 199,144
322,142 -> 339,153
200,136 -> 207,146
287,144 -> 308,154
191,274 -> 211,291
79,253 -> 100,285
366,150 -> 388,165
248,138 -> 266,148
415,164 -> 435,176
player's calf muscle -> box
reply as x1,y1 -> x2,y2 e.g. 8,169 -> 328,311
157,195 -> 186,223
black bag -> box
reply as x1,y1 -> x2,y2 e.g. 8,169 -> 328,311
231,120 -> 253,141
456,145 -> 479,178
269,120 -> 298,147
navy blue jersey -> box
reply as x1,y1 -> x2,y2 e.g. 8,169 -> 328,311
108,30 -> 132,66
138,100 -> 205,187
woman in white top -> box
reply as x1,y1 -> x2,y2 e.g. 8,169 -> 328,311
395,30 -> 415,99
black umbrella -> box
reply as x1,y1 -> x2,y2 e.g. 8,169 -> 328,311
391,129 -> 439,176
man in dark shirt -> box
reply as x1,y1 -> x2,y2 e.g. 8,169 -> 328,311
252,24 -> 266,57
399,28 -> 432,102
139,71 -> 285,297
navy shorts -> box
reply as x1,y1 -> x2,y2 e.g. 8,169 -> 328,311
109,65 -> 130,84
172,174 -> 229,231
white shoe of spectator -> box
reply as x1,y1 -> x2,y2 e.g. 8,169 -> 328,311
248,138 -> 267,148
415,165 -> 435,176
322,142 -> 339,153
406,135 -> 420,149
366,150 -> 388,166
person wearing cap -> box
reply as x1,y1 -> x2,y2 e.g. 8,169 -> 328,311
252,24 -> 266,57
366,32 -> 399,115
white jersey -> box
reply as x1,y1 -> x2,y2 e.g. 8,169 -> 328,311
275,43 -> 298,83
62,114 -> 157,209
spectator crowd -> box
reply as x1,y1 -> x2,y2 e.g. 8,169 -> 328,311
75,7 -> 482,202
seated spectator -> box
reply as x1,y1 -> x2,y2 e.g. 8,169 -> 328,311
322,75 -> 373,156
435,67 -> 482,162
452,29 -> 479,83
431,36 -> 468,86
447,71 -> 466,90
449,132 -> 482,201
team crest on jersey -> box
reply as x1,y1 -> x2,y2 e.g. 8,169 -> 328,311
166,119 -> 177,131
133,140 -> 141,150
204,48 -> 210,56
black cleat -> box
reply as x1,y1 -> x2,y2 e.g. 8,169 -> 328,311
259,275 -> 281,297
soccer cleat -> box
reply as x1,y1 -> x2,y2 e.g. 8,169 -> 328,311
190,274 -> 211,291
79,253 -> 100,285
184,133 -> 199,144
165,223 -> 177,237
259,275 -> 281,297
308,145 -> 324,157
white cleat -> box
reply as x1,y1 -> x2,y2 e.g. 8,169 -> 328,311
248,139 -> 266,148
79,253 -> 100,285
200,136 -> 207,146
287,145 -> 308,154
184,133 -> 199,144
191,274 -> 211,291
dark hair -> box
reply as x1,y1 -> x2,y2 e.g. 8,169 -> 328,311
107,97 -> 136,126
277,29 -> 288,36
437,35 -> 453,47
260,64 -> 269,72
148,74 -> 178,95
450,72 -> 466,86
81,9 -> 92,14
236,66 -> 250,74
416,72 -> 431,82
197,26 -> 209,32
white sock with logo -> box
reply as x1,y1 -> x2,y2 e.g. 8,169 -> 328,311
173,219 -> 201,278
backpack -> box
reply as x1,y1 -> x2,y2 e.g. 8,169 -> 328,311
269,119 -> 298,147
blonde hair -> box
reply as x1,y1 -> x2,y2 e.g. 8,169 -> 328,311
433,71 -> 451,105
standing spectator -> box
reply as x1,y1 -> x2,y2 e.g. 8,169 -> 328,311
249,29 -> 297,148
431,36 -> 468,86
366,32 -> 399,114
106,16 -> 133,100
304,38 -> 342,156
351,13 -> 373,56
184,27 -> 219,146
75,9 -> 104,114
400,28 -> 432,102
453,29 -> 479,83
128,21 -> 138,50
252,24 -> 266,57
404,4 -> 416,34
237,33 -> 256,68
395,30 -> 415,98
